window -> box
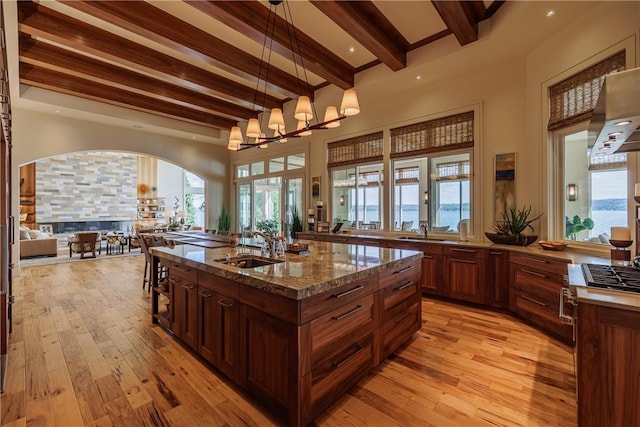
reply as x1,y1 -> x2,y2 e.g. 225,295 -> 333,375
237,164 -> 249,178
287,153 -> 305,170
269,157 -> 285,173
430,154 -> 471,233
393,160 -> 423,231
184,172 -> 205,227
251,161 -> 264,176
332,164 -> 384,229
559,128 -> 627,243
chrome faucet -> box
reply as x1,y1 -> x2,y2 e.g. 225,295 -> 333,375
249,231 -> 276,258
420,222 -> 429,239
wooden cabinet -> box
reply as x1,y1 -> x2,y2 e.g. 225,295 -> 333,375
487,249 -> 509,308
509,252 -> 572,344
171,275 -> 198,349
443,246 -> 487,304
19,163 -> 36,229
420,245 -> 443,295
577,303 -> 640,427
197,272 -> 242,382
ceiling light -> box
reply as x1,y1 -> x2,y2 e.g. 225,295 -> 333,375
228,0 -> 359,151
349,47 -> 355,53
615,120 -> 632,126
416,75 -> 421,80
546,10 -> 555,17
608,131 -> 623,137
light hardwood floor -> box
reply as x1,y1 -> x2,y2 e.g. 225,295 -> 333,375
1,255 -> 577,426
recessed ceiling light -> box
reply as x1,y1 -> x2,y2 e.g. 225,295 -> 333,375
416,75 -> 421,80
608,131 -> 623,137
349,47 -> 355,53
546,10 -> 555,17
55,110 -> 60,113
615,120 -> 632,126
192,136 -> 197,140
132,124 -> 143,129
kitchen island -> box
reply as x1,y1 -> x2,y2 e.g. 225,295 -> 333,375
149,241 -> 422,427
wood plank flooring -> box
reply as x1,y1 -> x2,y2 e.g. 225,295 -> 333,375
1,255 -> 577,426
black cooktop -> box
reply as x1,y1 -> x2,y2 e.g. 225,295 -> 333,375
582,264 -> 640,294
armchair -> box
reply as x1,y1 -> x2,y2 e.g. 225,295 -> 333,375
69,231 -> 101,258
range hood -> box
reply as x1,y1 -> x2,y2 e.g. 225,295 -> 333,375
588,67 -> 640,155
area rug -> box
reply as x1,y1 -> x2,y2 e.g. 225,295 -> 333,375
20,246 -> 143,268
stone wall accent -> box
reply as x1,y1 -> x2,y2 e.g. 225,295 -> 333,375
36,152 -> 138,222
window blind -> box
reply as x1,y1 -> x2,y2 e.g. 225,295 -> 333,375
395,166 -> 419,184
327,131 -> 383,168
434,160 -> 470,181
589,152 -> 627,171
390,111 -> 474,159
548,50 -> 625,130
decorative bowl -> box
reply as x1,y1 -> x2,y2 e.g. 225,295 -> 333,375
538,240 -> 568,251
485,232 -> 538,246
609,239 -> 633,248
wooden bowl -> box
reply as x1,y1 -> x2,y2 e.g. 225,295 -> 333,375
538,240 -> 568,251
485,232 -> 538,246
609,239 -> 633,248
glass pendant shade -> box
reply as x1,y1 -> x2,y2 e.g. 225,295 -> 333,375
340,89 -> 360,116
323,106 -> 340,128
246,118 -> 262,138
294,96 -> 313,121
268,108 -> 285,130
297,120 -> 312,136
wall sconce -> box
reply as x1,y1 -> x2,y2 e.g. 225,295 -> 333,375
566,184 -> 577,201
424,191 -> 429,205
339,195 -> 345,206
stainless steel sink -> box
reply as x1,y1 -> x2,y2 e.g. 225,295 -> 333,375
396,236 -> 445,242
215,255 -> 283,268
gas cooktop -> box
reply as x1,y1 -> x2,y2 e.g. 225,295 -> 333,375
582,264 -> 640,294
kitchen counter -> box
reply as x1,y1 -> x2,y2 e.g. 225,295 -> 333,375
151,240 -> 422,300
568,264 -> 640,312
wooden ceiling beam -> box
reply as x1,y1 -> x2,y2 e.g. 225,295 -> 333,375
59,0 -> 310,101
310,0 -> 408,72
431,1 -> 485,46
185,0 -> 355,90
19,36 -> 254,122
20,63 -> 238,129
17,1 -> 283,111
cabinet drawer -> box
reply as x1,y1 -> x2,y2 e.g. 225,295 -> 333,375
309,293 -> 375,365
382,298 -> 420,357
381,272 -> 419,311
379,260 -> 420,290
510,287 -> 573,343
198,271 -> 239,298
309,333 -> 374,418
167,261 -> 197,282
510,252 -> 569,276
300,275 -> 377,324
512,265 -> 566,295
442,246 -> 487,259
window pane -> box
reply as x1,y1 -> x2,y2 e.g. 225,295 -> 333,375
238,183 -> 251,232
254,177 -> 282,233
331,164 -> 383,229
287,153 -> 305,170
185,172 -> 204,189
332,168 -> 355,226
430,153 -> 471,233
237,164 -> 249,178
563,129 -> 627,242
269,157 -> 285,173
251,161 -> 264,176
185,193 -> 204,227
393,158 -> 425,231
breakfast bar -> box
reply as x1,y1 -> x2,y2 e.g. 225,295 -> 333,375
149,241 -> 423,427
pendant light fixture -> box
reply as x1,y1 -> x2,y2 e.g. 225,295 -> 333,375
227,0 -> 359,151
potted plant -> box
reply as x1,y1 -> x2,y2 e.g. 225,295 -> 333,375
486,205 -> 543,246
218,205 -> 231,233
565,215 -> 594,240
290,206 -> 304,239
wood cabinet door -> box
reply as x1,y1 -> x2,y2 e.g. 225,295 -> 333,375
197,287 -> 217,365
172,277 -> 197,349
487,250 -> 509,308
215,294 -> 241,382
444,248 -> 487,304
421,254 -> 441,294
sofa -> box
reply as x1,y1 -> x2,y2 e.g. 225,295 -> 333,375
19,227 -> 58,258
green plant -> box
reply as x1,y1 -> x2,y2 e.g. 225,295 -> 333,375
290,206 -> 303,238
565,215 -> 594,240
256,219 -> 279,234
492,205 -> 543,235
217,205 -> 231,232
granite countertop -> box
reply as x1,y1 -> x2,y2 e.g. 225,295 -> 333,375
151,241 -> 422,300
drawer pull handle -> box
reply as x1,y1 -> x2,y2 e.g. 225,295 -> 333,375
198,291 -> 213,298
332,344 -> 364,368
332,304 -> 364,321
217,299 -> 235,308
332,284 -> 365,298
489,251 -> 503,255
423,255 -> 434,259
393,265 -> 414,275
520,256 -> 548,264
172,265 -> 191,272
394,280 -> 414,292
183,284 -> 196,290
521,268 -> 549,279
451,258 -> 476,264
395,311 -> 414,324
451,248 -> 476,253
521,294 -> 549,307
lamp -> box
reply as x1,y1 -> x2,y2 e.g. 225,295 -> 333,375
424,191 -> 429,205
176,210 -> 186,224
227,0 -> 360,151
566,184 -> 577,201
339,195 -> 345,206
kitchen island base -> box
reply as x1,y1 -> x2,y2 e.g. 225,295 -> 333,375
151,245 -> 422,427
